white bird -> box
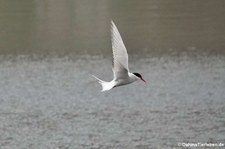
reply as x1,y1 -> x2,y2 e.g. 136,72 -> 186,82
93,20 -> 146,92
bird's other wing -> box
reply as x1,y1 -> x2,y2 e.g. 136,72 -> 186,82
111,20 -> 129,80
112,61 -> 129,81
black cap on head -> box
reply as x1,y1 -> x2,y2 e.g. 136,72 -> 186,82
133,72 -> 142,78
133,72 -> 146,82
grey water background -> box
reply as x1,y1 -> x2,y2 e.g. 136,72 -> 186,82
0,0 -> 225,148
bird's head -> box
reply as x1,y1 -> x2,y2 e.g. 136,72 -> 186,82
133,72 -> 146,83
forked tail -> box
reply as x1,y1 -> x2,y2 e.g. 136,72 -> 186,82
92,75 -> 114,92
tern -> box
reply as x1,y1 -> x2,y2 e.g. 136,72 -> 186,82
93,20 -> 146,92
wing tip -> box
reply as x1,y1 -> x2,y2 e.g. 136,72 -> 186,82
110,19 -> 114,24
110,19 -> 115,29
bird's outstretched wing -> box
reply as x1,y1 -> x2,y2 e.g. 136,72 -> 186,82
111,20 -> 129,80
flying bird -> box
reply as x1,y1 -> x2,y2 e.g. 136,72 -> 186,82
93,20 -> 146,92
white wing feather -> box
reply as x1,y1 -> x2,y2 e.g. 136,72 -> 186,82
111,20 -> 129,80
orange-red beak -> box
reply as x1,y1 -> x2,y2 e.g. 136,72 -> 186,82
141,78 -> 146,83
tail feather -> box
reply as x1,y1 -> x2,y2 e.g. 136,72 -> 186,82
92,75 -> 114,92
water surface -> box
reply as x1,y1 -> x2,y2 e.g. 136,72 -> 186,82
0,0 -> 225,56
0,56 -> 225,148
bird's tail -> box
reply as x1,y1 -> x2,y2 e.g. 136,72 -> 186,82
92,75 -> 114,92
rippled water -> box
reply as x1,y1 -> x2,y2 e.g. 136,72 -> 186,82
0,55 -> 225,148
